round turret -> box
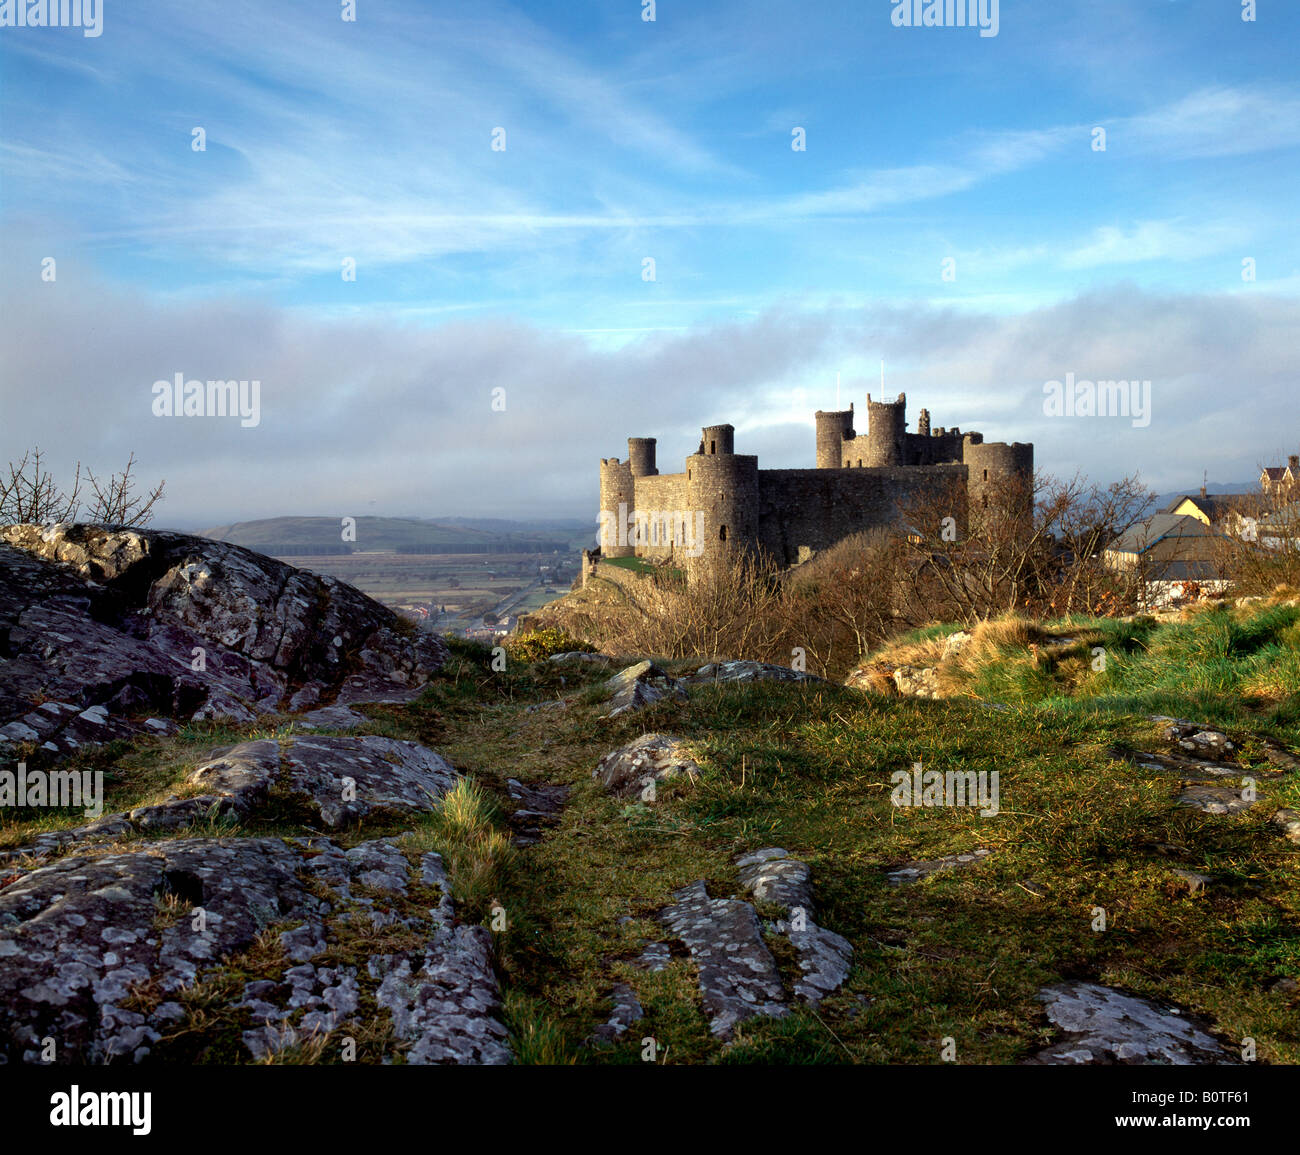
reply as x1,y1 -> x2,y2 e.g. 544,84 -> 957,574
963,439 -> 1034,513
865,392 -> 907,467
686,452 -> 759,574
628,437 -> 658,477
814,406 -> 855,469
598,457 -> 636,558
700,424 -> 735,456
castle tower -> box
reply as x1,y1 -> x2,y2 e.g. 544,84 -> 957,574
814,405 -> 855,469
598,457 -> 636,558
699,424 -> 734,456
628,437 -> 658,477
865,392 -> 907,467
687,426 -> 758,574
963,437 -> 1034,516
917,408 -> 931,437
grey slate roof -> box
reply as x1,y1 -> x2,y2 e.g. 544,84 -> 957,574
1107,513 -> 1222,555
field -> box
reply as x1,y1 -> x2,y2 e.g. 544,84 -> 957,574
278,551 -> 579,633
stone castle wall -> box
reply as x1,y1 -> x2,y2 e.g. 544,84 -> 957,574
754,464 -> 967,565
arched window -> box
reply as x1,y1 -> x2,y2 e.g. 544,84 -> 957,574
710,440 -> 716,454
983,468 -> 988,481
719,525 -> 728,542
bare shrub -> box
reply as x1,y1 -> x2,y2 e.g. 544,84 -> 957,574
594,550 -> 789,662
0,448 -> 165,527
1211,490 -> 1300,596
892,470 -> 1155,624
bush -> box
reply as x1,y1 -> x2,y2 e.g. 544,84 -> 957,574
505,627 -> 593,663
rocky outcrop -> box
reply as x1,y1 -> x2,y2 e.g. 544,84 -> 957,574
590,984 -> 644,1043
0,734 -> 462,867
506,778 -> 569,848
593,733 -> 700,799
654,848 -> 851,1038
602,660 -> 687,718
660,880 -> 788,1039
891,665 -> 942,699
1028,982 -> 1238,1065
0,523 -> 447,759
736,848 -> 853,1004
1130,718 -> 1291,815
1273,808 -> 1300,844
683,660 -> 822,686
0,835 -> 510,1064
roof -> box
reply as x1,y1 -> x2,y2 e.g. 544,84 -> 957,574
1262,466 -> 1289,481
1107,513 -> 1223,555
1150,559 -> 1224,581
1162,493 -> 1256,519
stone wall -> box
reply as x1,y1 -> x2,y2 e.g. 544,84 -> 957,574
755,465 -> 967,565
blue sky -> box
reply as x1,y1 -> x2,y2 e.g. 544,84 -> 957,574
2,1 -> 1299,524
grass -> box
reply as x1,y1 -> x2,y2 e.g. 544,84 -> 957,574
396,600 -> 1300,1064
864,601 -> 1300,742
599,556 -> 658,575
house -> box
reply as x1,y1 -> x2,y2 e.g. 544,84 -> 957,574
1162,490 -> 1256,531
1260,455 -> 1300,499
1104,513 -> 1231,607
1253,502 -> 1300,550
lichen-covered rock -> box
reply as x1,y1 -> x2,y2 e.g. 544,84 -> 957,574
736,847 -> 814,913
736,848 -> 852,1004
684,660 -> 822,686
1176,784 -> 1255,815
603,661 -> 687,718
892,665 -> 941,699
941,630 -> 973,660
589,983 -> 644,1043
506,778 -> 569,847
1028,982 -> 1238,1065
593,733 -> 699,798
0,524 -> 447,760
1273,808 -> 1300,844
660,880 -> 788,1039
0,735 -> 461,867
280,735 -> 459,828
0,835 -> 510,1065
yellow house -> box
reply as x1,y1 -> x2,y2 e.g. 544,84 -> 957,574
1162,491 -> 1254,532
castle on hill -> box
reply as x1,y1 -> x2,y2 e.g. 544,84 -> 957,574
593,392 -> 1033,574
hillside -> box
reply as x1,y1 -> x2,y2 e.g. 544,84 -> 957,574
2,529 -> 1297,1067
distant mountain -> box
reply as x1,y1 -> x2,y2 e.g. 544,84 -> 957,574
201,516 -> 587,555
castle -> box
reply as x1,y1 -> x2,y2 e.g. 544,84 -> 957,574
594,392 -> 1033,573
